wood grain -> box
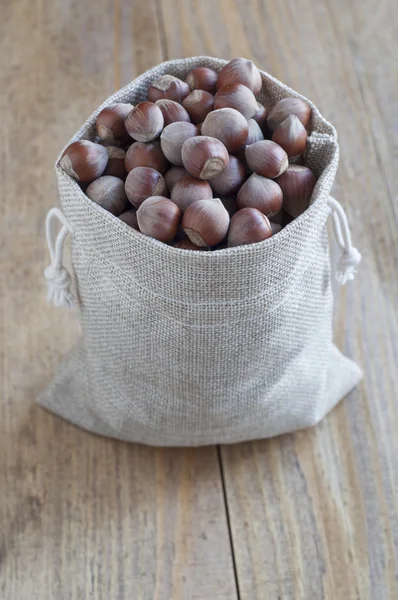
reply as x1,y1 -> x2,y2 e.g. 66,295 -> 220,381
160,0 -> 398,598
0,1 -> 237,598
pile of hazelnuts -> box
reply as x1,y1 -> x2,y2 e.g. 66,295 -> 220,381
60,58 -> 315,250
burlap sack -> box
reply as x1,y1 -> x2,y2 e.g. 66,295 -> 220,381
39,57 -> 362,446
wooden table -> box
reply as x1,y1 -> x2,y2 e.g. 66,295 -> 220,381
1,1 -> 397,598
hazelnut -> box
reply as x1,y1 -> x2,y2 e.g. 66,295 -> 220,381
237,173 -> 283,216
220,196 -> 238,217
201,108 -> 248,153
210,155 -> 246,196
182,90 -> 215,124
245,140 -> 288,178
164,166 -> 189,192
217,58 -> 262,95
234,119 -> 264,163
246,119 -> 265,145
125,166 -> 167,208
119,209 -> 139,230
86,175 -> 128,216
160,122 -> 199,166
186,67 -> 218,93
267,97 -> 311,131
173,238 -> 206,251
214,83 -> 258,119
289,155 -> 305,165
155,99 -> 191,126
275,165 -> 316,217
137,196 -> 181,243
270,221 -> 282,235
95,103 -> 133,146
171,176 -> 213,211
182,136 -> 229,180
272,115 -> 308,157
125,101 -> 164,142
182,198 -> 230,247
125,141 -> 168,174
252,102 -> 269,132
148,75 -> 190,103
269,208 -> 284,224
60,140 -> 108,183
103,146 -> 127,179
228,208 -> 272,247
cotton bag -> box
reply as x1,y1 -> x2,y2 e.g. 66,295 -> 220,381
40,57 -> 362,446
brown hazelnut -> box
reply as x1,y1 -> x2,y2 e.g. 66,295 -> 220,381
246,119 -> 265,145
201,108 -> 248,153
103,146 -> 127,179
182,198 -> 230,247
182,90 -> 215,124
171,176 -> 213,211
119,209 -> 139,230
125,141 -> 168,174
60,140 -> 108,183
155,99 -> 191,126
217,58 -> 262,95
95,103 -> 133,146
267,97 -> 311,131
86,175 -> 128,216
164,167 -> 190,192
228,208 -> 272,247
289,155 -> 305,166
275,165 -> 316,217
237,173 -> 283,216
148,75 -> 190,103
173,238 -> 206,251
268,208 -> 284,224
234,119 -> 264,163
182,136 -> 229,180
210,155 -> 246,196
245,140 -> 288,178
214,83 -> 258,119
137,196 -> 181,243
186,67 -> 218,93
220,196 -> 238,217
252,102 -> 269,132
125,101 -> 164,142
272,115 -> 308,157
125,166 -> 167,208
160,122 -> 199,166
270,221 -> 282,235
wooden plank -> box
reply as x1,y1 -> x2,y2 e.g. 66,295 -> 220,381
0,1 -> 237,598
160,0 -> 398,598
326,0 -> 398,225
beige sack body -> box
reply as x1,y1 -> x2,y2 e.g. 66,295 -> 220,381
40,57 -> 362,446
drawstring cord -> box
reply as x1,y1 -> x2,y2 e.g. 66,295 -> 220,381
327,196 -> 361,285
43,197 -> 359,308
44,207 -> 76,308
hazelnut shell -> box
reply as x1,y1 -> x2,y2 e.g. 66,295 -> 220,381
182,198 -> 230,247
181,136 -> 229,180
228,208 -> 272,247
86,175 -> 128,216
125,166 -> 167,208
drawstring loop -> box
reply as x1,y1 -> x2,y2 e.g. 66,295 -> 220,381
44,207 -> 76,308
327,196 -> 361,285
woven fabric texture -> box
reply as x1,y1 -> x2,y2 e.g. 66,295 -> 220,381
39,57 -> 362,446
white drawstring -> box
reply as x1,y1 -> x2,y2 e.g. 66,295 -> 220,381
327,196 -> 361,285
44,207 -> 76,308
